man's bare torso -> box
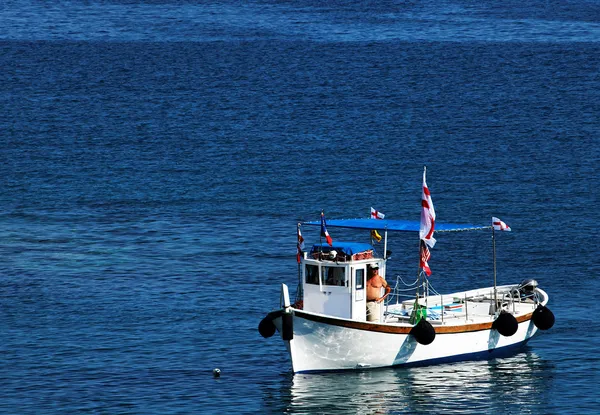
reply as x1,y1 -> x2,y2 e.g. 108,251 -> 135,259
367,275 -> 387,301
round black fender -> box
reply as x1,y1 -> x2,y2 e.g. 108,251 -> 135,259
410,319 -> 436,345
532,305 -> 555,330
258,316 -> 276,338
282,312 -> 293,341
493,311 -> 518,337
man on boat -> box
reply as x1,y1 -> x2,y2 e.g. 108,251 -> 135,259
366,264 -> 391,322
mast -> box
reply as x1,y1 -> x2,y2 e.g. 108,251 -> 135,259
416,237 -> 422,299
319,211 -> 323,248
492,225 -> 498,313
297,259 -> 303,302
490,216 -> 510,313
296,222 -> 305,303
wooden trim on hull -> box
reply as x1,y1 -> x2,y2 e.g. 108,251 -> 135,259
293,309 -> 534,334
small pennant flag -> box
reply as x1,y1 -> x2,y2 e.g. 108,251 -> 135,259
370,207 -> 385,220
297,223 -> 305,263
321,211 -> 333,246
420,167 -> 436,248
492,217 -> 511,231
420,240 -> 432,276
371,229 -> 382,243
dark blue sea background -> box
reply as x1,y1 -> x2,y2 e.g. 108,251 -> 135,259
1,1 -> 599,413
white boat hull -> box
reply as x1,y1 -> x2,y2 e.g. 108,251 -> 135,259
274,311 -> 538,373
271,287 -> 550,373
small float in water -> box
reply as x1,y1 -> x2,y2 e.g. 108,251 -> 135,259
259,168 -> 554,373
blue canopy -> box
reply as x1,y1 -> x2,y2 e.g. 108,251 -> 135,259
309,242 -> 374,256
304,218 -> 488,232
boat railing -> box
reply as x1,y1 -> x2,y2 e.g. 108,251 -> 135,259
384,278 -> 542,322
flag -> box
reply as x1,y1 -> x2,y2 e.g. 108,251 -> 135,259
320,211 -> 333,246
297,223 -> 305,263
420,240 -> 432,276
419,167 -> 436,248
370,208 -> 384,242
492,217 -> 511,231
371,229 -> 382,243
370,207 -> 385,220
410,296 -> 427,325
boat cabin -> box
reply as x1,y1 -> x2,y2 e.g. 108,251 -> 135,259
301,242 -> 386,321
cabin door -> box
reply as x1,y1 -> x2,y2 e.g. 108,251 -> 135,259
320,264 -> 351,319
352,265 -> 367,321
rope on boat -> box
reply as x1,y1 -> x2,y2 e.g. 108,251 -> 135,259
386,275 -> 422,307
426,281 -> 442,297
394,273 -> 419,287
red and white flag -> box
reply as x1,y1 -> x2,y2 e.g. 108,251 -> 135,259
492,217 -> 511,232
320,211 -> 333,246
296,223 -> 305,263
419,167 -> 436,248
370,207 -> 385,220
420,241 -> 432,276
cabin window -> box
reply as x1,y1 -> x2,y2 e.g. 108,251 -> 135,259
305,264 -> 319,285
323,266 -> 346,286
355,269 -> 364,290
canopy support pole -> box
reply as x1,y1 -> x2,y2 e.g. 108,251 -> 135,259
383,229 -> 388,259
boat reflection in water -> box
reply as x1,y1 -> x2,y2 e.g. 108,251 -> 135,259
286,351 -> 554,414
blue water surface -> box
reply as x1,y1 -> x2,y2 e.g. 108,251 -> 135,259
1,0 -> 599,414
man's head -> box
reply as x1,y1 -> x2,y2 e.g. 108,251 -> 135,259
369,264 -> 379,278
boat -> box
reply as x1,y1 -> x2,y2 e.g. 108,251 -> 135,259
258,169 -> 555,374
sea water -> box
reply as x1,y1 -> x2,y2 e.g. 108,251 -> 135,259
1,1 -> 599,413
